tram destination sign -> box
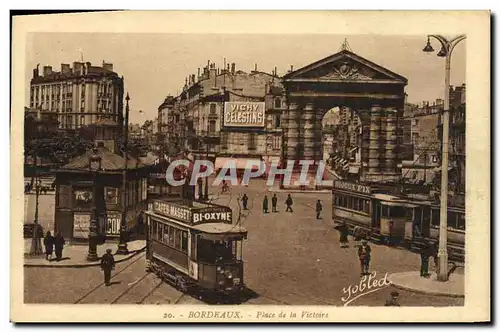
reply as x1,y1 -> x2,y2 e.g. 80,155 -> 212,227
334,180 -> 371,194
152,200 -> 233,225
152,200 -> 192,223
193,207 -> 232,224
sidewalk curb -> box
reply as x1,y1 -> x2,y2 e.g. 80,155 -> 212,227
388,274 -> 465,298
24,246 -> 146,268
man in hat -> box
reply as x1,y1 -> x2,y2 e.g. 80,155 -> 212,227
316,200 -> 322,219
357,240 -> 372,276
100,249 -> 116,286
384,291 -> 401,306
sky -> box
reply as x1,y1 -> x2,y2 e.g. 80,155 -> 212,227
26,33 -> 466,124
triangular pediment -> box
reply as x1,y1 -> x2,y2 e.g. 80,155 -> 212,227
283,50 -> 407,84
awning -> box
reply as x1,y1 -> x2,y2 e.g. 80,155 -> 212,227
215,157 -> 264,171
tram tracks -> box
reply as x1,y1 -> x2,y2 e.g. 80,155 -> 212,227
73,252 -> 146,304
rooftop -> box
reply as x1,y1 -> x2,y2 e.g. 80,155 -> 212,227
61,147 -> 146,172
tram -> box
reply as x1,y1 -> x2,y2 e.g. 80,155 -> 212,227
144,198 -> 248,295
332,180 -> 465,261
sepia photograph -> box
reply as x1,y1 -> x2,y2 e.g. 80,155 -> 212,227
10,10 -> 490,323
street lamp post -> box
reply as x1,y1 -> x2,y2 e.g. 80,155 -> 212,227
117,92 -> 131,255
29,154 -> 43,256
423,34 -> 466,281
87,147 -> 102,261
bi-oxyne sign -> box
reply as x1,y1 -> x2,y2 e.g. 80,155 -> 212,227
223,101 -> 265,128
152,200 -> 232,225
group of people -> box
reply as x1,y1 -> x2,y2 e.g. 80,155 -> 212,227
240,193 -> 324,219
43,231 -> 66,261
43,230 -> 116,286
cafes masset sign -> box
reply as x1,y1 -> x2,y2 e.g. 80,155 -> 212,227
152,200 -> 232,225
334,180 -> 371,195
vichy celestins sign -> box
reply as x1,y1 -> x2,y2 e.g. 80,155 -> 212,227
223,101 -> 265,128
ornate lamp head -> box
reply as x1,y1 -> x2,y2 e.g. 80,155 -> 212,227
437,45 -> 448,57
422,36 -> 434,53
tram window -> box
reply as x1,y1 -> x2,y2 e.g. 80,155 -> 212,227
235,240 -> 242,261
175,229 -> 182,250
152,220 -> 157,239
163,225 -> 169,244
215,240 -> 235,262
364,200 -> 371,214
431,209 -> 439,227
447,211 -> 457,229
181,231 -> 188,252
392,206 -> 407,218
169,226 -> 175,244
157,223 -> 164,241
457,214 -> 466,230
381,206 -> 388,218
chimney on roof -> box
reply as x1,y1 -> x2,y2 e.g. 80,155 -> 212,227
274,66 -> 277,76
254,63 -> 258,72
33,64 -> 39,78
102,61 -> 113,72
73,62 -> 83,74
61,63 -> 70,74
231,63 -> 235,74
43,66 -> 52,76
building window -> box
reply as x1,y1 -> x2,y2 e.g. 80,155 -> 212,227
80,115 -> 85,126
274,114 -> 281,128
81,100 -> 85,111
209,103 -> 217,115
272,136 -> 280,150
274,98 -> 282,109
248,133 -> 257,150
208,120 -> 216,134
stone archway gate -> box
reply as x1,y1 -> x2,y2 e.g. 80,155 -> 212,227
281,49 -> 408,183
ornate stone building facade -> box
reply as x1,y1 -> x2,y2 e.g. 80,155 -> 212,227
30,61 -> 124,130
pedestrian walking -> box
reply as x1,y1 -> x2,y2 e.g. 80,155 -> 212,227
271,194 -> 278,213
54,232 -> 65,261
357,240 -> 371,276
285,194 -> 293,212
241,194 -> 249,210
338,222 -> 349,248
262,195 -> 269,213
420,242 -> 431,277
100,249 -> 115,286
384,291 -> 401,306
316,200 -> 322,219
43,231 -> 54,261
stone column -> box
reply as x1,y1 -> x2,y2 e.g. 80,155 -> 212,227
359,110 -> 371,170
285,102 -> 300,161
384,107 -> 398,174
367,106 -> 382,174
314,111 -> 324,162
302,103 -> 315,161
